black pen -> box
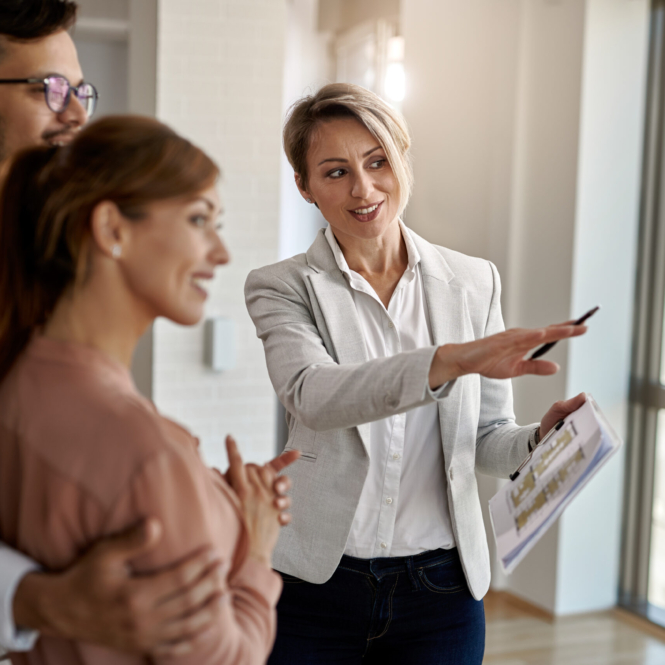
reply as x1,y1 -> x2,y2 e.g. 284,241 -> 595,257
529,305 -> 600,360
509,419 -> 565,481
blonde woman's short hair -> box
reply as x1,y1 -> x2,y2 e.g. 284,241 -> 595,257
283,83 -> 414,215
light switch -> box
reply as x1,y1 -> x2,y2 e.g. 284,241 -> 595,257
203,317 -> 236,372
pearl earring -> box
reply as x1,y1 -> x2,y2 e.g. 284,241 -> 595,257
111,244 -> 122,258
306,198 -> 312,204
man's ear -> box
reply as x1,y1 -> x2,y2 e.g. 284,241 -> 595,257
89,201 -> 126,258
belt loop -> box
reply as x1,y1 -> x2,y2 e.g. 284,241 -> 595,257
406,556 -> 420,591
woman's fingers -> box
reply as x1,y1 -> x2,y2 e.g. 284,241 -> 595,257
274,475 -> 291,497
544,323 -> 587,339
224,436 -> 248,495
246,465 -> 270,497
266,449 -> 301,474
278,512 -> 292,526
518,359 -> 560,376
442,320 -> 588,382
512,324 -> 587,348
539,392 -> 587,435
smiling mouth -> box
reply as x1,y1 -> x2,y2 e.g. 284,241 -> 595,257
43,130 -> 78,147
348,201 -> 383,222
191,275 -> 212,298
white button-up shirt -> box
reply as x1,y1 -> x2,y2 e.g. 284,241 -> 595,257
0,543 -> 39,652
325,222 -> 456,559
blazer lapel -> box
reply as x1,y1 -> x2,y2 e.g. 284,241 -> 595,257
412,232 -> 472,463
306,231 -> 371,456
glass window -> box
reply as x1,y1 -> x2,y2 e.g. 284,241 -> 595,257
648,410 -> 665,608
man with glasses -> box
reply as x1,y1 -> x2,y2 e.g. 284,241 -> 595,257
0,2 -> 95,172
0,0 -> 227,658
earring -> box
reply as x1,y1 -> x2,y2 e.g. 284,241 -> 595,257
306,198 -> 312,204
111,244 -> 122,258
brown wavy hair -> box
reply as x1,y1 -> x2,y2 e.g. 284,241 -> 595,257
0,115 -> 219,382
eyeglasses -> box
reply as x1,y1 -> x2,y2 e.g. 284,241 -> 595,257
0,75 -> 98,118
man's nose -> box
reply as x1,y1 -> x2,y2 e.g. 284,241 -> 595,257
57,92 -> 88,128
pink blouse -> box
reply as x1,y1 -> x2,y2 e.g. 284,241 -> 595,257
0,336 -> 281,665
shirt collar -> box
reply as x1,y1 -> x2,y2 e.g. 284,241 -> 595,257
324,220 -> 421,279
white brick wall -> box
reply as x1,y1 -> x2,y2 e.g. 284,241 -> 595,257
153,0 -> 287,469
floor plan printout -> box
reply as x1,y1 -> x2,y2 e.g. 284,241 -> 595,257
489,397 -> 622,574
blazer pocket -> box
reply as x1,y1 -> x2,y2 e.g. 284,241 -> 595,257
298,452 -> 318,463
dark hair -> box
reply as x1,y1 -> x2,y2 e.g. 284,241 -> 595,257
0,0 -> 77,41
0,115 -> 219,382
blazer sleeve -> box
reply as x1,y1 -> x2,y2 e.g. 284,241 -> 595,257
245,267 -> 449,432
475,261 -> 536,478
106,448 -> 281,665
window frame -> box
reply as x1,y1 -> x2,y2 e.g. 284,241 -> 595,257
621,0 -> 665,629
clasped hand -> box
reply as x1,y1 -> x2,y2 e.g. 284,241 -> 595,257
223,435 -> 300,567
13,438 -> 300,657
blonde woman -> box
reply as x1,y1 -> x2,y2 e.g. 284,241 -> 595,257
245,84 -> 586,664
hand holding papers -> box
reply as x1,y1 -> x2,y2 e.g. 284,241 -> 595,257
489,395 -> 622,573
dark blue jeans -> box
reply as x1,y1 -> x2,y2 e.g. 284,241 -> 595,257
268,548 -> 485,664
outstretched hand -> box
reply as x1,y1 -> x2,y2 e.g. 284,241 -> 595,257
431,322 -> 587,387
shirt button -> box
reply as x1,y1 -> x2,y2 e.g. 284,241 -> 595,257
388,321 -> 395,329
386,497 -> 393,505
381,542 -> 387,549
393,453 -> 401,460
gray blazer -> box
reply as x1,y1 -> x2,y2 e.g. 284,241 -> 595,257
245,228 -> 534,600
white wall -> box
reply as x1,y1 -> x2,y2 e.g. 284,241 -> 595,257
73,0 -> 129,118
153,0 -> 288,468
74,0 -> 157,399
279,0 -> 332,260
319,0 -> 400,33
557,0 -> 648,614
73,40 -> 128,116
402,0 -> 648,614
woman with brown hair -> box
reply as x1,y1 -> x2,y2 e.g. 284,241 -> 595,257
0,115 -> 296,664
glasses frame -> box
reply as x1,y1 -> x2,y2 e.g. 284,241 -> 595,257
0,75 -> 99,118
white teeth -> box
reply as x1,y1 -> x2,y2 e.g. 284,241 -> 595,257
353,203 -> 380,215
191,277 -> 210,291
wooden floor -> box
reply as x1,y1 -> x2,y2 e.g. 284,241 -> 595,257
483,591 -> 665,665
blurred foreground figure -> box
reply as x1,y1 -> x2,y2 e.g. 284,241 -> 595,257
0,116 -> 296,665
0,0 -> 92,176
0,1 -> 296,657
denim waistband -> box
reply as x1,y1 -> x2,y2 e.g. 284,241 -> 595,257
338,547 -> 459,581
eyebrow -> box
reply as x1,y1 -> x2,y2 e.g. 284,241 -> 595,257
317,145 -> 382,166
197,197 -> 215,210
32,72 -> 85,86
